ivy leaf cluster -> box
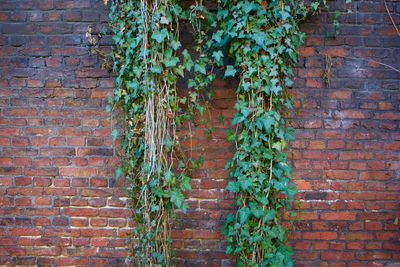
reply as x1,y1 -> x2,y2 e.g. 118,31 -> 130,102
206,1 -> 324,266
107,0 -> 327,265
108,0 -> 210,265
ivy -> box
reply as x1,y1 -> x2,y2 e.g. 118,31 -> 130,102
206,1 -> 324,266
108,0 -> 211,265
107,0 -> 222,264
105,0 -> 338,266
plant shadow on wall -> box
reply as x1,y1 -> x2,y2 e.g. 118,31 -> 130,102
89,0 -> 354,266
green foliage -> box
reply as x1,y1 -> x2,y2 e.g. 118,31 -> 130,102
108,0 -> 213,265
206,1 -> 324,266
107,0 -> 328,265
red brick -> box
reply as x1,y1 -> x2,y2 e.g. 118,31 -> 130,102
9,228 -> 41,236
323,170 -> 358,180
299,47 -> 315,57
356,252 -> 391,260
320,47 -> 347,57
375,112 -> 400,120
90,218 -> 107,227
359,171 -> 393,181
98,208 -> 131,218
306,78 -> 323,88
321,251 -> 354,260
59,167 -> 97,177
27,79 -> 44,87
341,232 -> 374,241
89,178 -> 108,187
303,232 -> 337,240
191,230 -> 222,240
15,177 -> 32,186
320,212 -> 357,221
80,229 -> 117,237
0,128 -> 20,136
333,110 -> 370,119
44,228 -> 80,237
348,242 -> 364,250
0,157 -> 13,166
64,208 -> 97,217
303,151 -> 337,160
329,90 -> 352,99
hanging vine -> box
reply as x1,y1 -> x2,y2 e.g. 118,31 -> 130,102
105,0 -> 348,266
108,1 -> 202,265
107,0 -> 218,265
210,1 -> 323,266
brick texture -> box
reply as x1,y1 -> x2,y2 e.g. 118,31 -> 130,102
0,0 -> 399,266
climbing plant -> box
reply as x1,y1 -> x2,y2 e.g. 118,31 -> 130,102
107,0 -> 210,265
105,0 -> 349,266
208,1 -> 324,266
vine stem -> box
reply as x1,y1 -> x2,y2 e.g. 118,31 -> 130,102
383,0 -> 400,36
336,55 -> 400,74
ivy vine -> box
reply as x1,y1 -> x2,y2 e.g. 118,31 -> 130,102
107,0 -> 211,265
105,0 -> 345,266
209,1 -> 323,266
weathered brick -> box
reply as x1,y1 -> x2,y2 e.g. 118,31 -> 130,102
1,0 -> 399,265
321,251 -> 354,260
64,208 -> 97,217
303,232 -> 337,240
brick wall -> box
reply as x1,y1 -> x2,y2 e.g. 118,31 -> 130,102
0,0 -> 399,266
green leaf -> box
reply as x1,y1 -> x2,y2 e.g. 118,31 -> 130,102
238,176 -> 252,190
250,204 -> 263,219
170,190 -> 185,210
212,30 -> 223,43
285,128 -> 295,141
264,209 -> 276,222
182,49 -> 193,71
217,9 -> 228,20
212,51 -> 224,66
160,16 -> 169,25
153,252 -> 164,263
226,181 -> 239,192
164,170 -> 174,183
194,63 -> 206,75
242,2 -> 256,13
165,56 -> 180,68
175,66 -> 184,77
163,135 -> 173,152
232,114 -> 245,125
256,115 -> 274,132
225,213 -> 235,224
111,129 -> 118,141
150,65 -> 163,74
151,29 -> 168,43
224,65 -> 236,77
253,32 -> 266,48
272,141 -> 283,151
115,166 -> 122,179
171,40 -> 181,50
180,174 -> 191,191
310,2 -> 320,11
232,107 -> 251,125
226,129 -> 236,143
150,204 -> 160,212
238,207 -> 251,224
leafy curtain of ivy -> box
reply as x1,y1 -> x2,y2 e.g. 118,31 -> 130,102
109,1 -> 193,265
108,0 -> 218,265
212,1 -> 323,266
107,0 -> 326,266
